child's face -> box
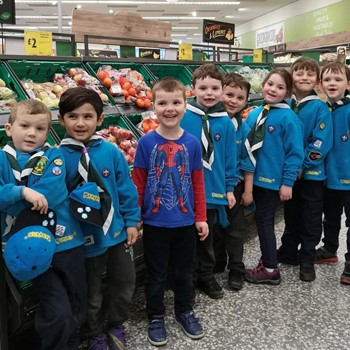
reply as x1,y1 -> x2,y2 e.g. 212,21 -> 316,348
262,73 -> 288,104
292,69 -> 318,96
5,109 -> 50,153
193,77 -> 223,109
321,69 -> 350,104
153,90 -> 186,129
58,103 -> 104,144
221,85 -> 248,117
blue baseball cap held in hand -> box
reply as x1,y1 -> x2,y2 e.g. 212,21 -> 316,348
3,208 -> 57,282
69,181 -> 104,227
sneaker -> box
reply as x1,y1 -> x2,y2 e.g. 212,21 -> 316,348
197,278 -> 224,299
340,261 -> 350,285
106,326 -> 126,350
87,333 -> 108,350
147,316 -> 167,346
245,263 -> 281,285
314,246 -> 338,264
175,311 -> 204,339
228,272 -> 244,291
299,261 -> 316,282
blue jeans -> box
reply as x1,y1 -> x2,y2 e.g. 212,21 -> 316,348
253,186 -> 280,269
143,224 -> 196,317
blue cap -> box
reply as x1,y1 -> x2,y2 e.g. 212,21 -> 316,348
69,182 -> 103,227
4,209 -> 57,281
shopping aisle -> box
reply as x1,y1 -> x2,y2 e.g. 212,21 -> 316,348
126,209 -> 350,350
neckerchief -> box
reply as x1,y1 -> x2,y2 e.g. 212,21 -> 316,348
231,112 -> 243,131
187,99 -> 227,171
327,91 -> 350,111
2,141 -> 51,236
291,91 -> 320,114
245,101 -> 290,166
60,136 -> 114,235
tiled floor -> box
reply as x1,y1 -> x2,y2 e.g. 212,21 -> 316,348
126,208 -> 350,350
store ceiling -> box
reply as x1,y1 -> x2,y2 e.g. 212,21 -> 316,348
11,0 -> 297,45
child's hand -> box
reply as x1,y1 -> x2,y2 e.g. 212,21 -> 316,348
136,222 -> 143,239
22,187 -> 48,214
241,191 -> 253,206
196,222 -> 209,241
226,191 -> 236,209
126,227 -> 139,246
279,185 -> 292,201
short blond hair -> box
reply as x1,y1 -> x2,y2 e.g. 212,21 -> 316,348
9,100 -> 52,127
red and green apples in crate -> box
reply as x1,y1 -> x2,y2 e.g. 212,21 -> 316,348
97,125 -> 138,165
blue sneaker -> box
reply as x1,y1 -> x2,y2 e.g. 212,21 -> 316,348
147,316 -> 167,346
87,333 -> 108,350
106,326 -> 126,350
175,311 -> 204,339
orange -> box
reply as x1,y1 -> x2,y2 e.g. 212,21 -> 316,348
128,87 -> 136,96
143,98 -> 151,109
146,90 -> 153,100
122,82 -> 131,91
136,98 -> 145,108
103,77 -> 112,87
97,70 -> 109,81
122,89 -> 129,97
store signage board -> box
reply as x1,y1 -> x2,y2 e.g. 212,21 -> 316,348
0,0 -> 15,24
179,43 -> 193,60
139,48 -> 160,59
256,22 -> 284,49
24,31 -> 53,56
253,49 -> 263,63
202,19 -> 235,45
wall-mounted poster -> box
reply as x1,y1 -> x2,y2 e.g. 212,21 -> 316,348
203,19 -> 235,45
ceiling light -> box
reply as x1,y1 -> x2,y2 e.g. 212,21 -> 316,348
171,34 -> 187,37
172,27 -> 198,30
225,16 -> 235,18
15,1 -> 240,5
144,16 -> 214,20
16,15 -> 72,19
192,11 -> 197,17
109,9 -> 114,14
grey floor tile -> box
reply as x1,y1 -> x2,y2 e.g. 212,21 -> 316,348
127,209 -> 350,350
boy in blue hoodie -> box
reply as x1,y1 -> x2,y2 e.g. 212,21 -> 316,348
58,87 -> 140,350
214,73 -> 254,291
278,57 -> 333,282
181,64 -> 237,299
0,99 -> 86,350
315,62 -> 350,285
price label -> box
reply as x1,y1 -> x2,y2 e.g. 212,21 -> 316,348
24,31 -> 52,56
253,49 -> 263,63
179,43 -> 193,60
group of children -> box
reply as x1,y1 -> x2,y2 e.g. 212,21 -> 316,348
0,58 -> 349,350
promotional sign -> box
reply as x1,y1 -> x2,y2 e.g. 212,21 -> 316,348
139,48 -> 160,59
0,0 -> 16,24
24,31 -> 53,56
253,49 -> 263,63
256,22 -> 284,49
179,43 -> 192,60
203,19 -> 235,45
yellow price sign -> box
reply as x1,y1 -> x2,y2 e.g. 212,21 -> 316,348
179,43 -> 193,60
24,31 -> 53,56
253,49 -> 263,63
